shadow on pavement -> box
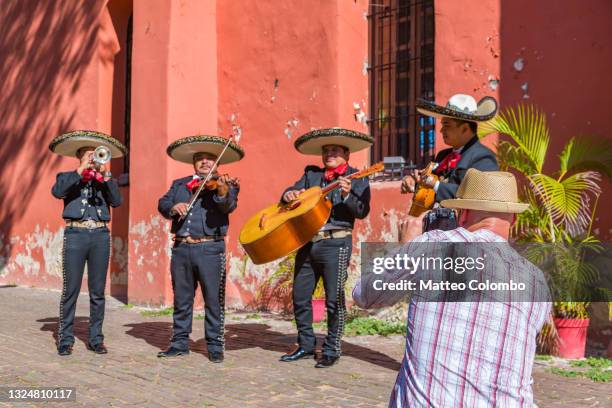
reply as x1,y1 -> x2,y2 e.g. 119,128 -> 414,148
38,316 -> 91,346
123,321 -> 401,371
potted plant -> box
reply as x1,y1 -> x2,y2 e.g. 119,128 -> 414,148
312,279 -> 326,323
480,104 -> 612,358
255,252 -> 337,323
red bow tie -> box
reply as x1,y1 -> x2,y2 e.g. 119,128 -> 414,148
434,151 -> 461,175
186,177 -> 201,192
324,163 -> 349,181
81,169 -> 104,183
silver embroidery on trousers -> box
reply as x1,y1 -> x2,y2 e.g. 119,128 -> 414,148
218,251 -> 227,350
58,230 -> 68,345
334,246 -> 349,353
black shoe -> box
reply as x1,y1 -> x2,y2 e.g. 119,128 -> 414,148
157,347 -> 189,358
315,355 -> 339,368
208,351 -> 224,363
280,347 -> 314,362
87,343 -> 108,354
157,346 -> 189,357
57,344 -> 73,356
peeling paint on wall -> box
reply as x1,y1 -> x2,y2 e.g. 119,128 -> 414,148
229,113 -> 242,141
488,75 -> 499,91
513,57 -> 525,72
521,82 -> 529,99
284,118 -> 300,139
0,225 -> 64,282
352,102 -> 368,126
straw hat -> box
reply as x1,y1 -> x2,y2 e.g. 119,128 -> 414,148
49,130 -> 127,158
441,169 -> 529,213
417,94 -> 498,122
294,127 -> 373,155
166,135 -> 244,164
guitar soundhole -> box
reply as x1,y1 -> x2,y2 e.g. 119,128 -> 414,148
287,200 -> 301,210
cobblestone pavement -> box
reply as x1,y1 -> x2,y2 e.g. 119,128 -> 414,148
0,286 -> 609,407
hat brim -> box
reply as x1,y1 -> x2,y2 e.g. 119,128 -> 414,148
294,128 -> 373,155
416,96 -> 498,122
49,131 -> 127,158
167,135 -> 244,164
441,198 -> 529,213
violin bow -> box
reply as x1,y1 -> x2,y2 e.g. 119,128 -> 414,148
179,136 -> 234,221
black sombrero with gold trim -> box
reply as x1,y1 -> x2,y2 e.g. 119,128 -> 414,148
48,130 -> 127,158
167,135 -> 244,164
416,94 -> 498,122
294,127 -> 373,155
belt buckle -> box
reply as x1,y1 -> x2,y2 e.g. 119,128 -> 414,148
311,231 -> 326,243
83,220 -> 97,229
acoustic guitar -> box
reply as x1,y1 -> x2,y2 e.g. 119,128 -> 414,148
239,163 -> 383,265
408,162 -> 438,216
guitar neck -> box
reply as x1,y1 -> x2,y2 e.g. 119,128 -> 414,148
320,163 -> 382,195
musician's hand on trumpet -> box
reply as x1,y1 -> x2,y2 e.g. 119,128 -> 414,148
76,150 -> 94,175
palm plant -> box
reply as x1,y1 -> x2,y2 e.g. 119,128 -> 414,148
479,105 -> 612,326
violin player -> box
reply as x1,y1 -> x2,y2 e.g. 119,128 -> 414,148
279,128 -> 373,368
157,135 -> 243,363
49,130 -> 127,356
401,94 -> 499,203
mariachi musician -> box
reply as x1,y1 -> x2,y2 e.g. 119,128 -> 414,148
157,135 -> 243,363
401,94 -> 499,204
49,130 -> 127,356
279,128 -> 372,368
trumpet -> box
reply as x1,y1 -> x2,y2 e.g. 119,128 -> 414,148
92,146 -> 111,168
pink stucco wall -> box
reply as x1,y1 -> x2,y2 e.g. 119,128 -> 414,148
0,0 -> 122,293
1,0 -> 610,310
498,0 -> 612,239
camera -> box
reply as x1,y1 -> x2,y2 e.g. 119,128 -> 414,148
422,207 -> 458,232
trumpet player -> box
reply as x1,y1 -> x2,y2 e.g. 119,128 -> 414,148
48,130 -> 127,356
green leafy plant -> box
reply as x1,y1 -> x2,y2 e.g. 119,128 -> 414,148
550,357 -> 612,382
140,307 -> 174,317
255,253 -> 296,312
312,309 -> 407,337
480,105 -> 612,351
313,279 -> 325,299
480,105 -> 612,317
256,252 -> 348,310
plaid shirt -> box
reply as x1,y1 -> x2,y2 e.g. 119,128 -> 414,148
353,228 -> 551,408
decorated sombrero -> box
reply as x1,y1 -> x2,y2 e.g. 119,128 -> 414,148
294,127 -> 373,155
416,94 -> 498,122
166,135 -> 244,164
48,130 -> 127,158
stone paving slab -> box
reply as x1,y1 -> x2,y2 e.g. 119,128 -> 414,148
0,286 -> 609,407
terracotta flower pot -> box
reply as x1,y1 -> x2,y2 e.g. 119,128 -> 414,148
312,299 -> 326,323
553,318 -> 590,359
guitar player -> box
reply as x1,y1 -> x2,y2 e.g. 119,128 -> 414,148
278,128 -> 372,368
401,94 -> 500,212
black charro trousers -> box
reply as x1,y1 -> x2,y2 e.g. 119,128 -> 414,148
169,240 -> 227,353
292,236 -> 352,357
58,227 -> 110,347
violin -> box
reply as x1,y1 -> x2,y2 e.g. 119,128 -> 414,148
179,136 -> 237,221
189,174 -> 239,195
